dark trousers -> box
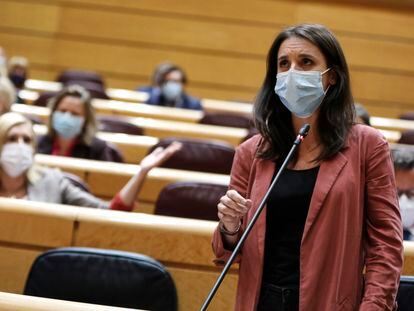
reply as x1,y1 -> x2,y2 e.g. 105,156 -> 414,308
257,283 -> 299,311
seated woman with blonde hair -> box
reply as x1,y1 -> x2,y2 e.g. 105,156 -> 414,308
37,84 -> 123,162
0,112 -> 181,210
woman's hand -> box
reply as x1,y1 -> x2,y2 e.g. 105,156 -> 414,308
218,189 -> 252,233
140,141 -> 182,173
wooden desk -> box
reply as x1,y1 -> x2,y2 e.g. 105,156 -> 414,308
30,123 -> 159,164
23,79 -> 253,117
0,291 -> 139,311
371,116 -> 414,132
0,198 -> 237,311
12,104 -> 247,147
34,154 -> 230,206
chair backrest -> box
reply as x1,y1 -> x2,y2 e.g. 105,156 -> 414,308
97,115 -> 144,136
397,130 -> 414,145
148,137 -> 235,174
33,91 -> 58,107
397,276 -> 414,311
199,112 -> 253,129
65,80 -> 109,99
155,181 -> 226,221
57,70 -> 105,86
400,112 -> 414,121
24,247 -> 177,311
105,141 -> 125,163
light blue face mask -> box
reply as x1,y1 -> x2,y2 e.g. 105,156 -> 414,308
161,81 -> 183,101
274,68 -> 331,118
52,111 -> 85,139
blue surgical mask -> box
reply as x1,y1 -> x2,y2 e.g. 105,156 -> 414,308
52,111 -> 85,139
274,68 -> 331,118
161,81 -> 183,101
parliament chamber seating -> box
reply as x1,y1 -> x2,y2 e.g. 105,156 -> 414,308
148,137 -> 235,175
12,103 -> 248,147
155,181 -> 227,221
96,115 -> 144,136
0,198 -> 237,311
0,198 -> 412,310
397,276 -> 414,311
57,70 -> 105,87
33,153 -> 229,213
24,247 -> 177,311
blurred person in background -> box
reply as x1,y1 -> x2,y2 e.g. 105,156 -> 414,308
8,56 -> 29,103
0,77 -> 16,114
0,112 -> 181,210
139,62 -> 203,111
37,85 -> 123,162
392,147 -> 414,240
354,103 -> 371,126
8,56 -> 29,90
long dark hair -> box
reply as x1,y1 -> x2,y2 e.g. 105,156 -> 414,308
254,24 -> 354,162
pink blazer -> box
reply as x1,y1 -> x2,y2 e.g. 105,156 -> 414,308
212,124 -> 403,311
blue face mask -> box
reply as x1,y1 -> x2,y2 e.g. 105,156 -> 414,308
274,68 -> 331,118
52,111 -> 85,139
161,81 -> 183,101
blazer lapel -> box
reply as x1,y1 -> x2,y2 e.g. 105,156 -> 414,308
253,158 -> 276,261
302,151 -> 348,241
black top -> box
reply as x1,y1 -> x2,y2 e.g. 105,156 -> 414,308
261,165 -> 319,288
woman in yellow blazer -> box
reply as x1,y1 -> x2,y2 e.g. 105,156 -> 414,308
213,24 -> 403,311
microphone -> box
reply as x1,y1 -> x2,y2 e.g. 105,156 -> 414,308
200,124 -> 311,311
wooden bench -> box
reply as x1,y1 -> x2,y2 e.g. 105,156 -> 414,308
12,104 -> 247,147
0,198 -> 237,311
0,291 -> 139,311
33,154 -> 229,213
0,198 -> 413,310
22,79 -> 414,135
30,123 -> 158,164
23,79 -> 254,118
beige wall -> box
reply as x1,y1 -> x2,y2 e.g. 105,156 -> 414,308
0,0 -> 413,117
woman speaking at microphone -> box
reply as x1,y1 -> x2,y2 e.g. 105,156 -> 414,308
213,24 -> 403,311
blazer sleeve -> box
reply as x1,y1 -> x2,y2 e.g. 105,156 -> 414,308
58,171 -> 110,209
212,136 -> 258,265
360,134 -> 404,311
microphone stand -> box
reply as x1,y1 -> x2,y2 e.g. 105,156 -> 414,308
200,123 -> 311,311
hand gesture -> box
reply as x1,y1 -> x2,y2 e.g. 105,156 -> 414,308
218,189 -> 252,232
140,141 -> 182,173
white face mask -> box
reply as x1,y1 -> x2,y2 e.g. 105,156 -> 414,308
399,194 -> 414,229
0,142 -> 34,177
274,68 -> 331,118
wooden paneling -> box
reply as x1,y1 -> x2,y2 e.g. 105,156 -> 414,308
168,267 -> 237,311
60,0 -> 297,26
0,199 -> 76,247
1,0 -> 413,113
33,154 -> 230,204
0,199 -> 237,311
1,199 -> 414,310
0,247 -> 40,293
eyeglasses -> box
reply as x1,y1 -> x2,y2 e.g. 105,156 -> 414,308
398,189 -> 414,199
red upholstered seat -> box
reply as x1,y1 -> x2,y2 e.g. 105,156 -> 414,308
147,137 -> 235,174
155,181 -> 226,221
97,115 -> 144,136
57,69 -> 105,86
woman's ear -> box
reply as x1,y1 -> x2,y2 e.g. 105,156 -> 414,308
329,70 -> 337,85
